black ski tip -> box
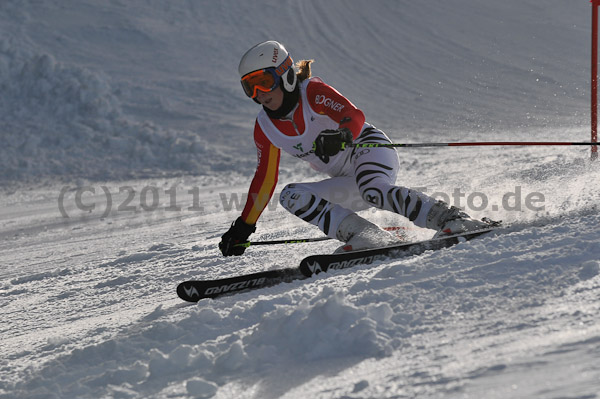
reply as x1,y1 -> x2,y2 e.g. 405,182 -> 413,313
177,282 -> 204,302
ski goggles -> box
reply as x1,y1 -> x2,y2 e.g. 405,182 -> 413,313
240,55 -> 293,99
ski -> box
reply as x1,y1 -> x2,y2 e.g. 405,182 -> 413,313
177,267 -> 306,302
177,227 -> 498,302
298,227 -> 497,277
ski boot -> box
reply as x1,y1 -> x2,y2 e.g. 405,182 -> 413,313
335,214 -> 401,253
427,203 -> 500,238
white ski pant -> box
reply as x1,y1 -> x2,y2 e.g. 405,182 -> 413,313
279,126 -> 439,238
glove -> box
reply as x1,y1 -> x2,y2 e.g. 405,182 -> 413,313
314,127 -> 353,163
218,217 -> 256,256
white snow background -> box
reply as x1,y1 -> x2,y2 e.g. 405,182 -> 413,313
1,1 -> 600,398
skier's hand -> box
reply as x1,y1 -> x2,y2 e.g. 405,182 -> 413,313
314,127 -> 353,163
219,217 -> 256,256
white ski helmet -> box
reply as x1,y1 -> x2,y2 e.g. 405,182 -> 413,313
238,41 -> 298,96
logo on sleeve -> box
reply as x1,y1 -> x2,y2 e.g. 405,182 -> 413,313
314,95 -> 345,112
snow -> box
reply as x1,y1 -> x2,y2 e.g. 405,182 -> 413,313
0,0 -> 599,398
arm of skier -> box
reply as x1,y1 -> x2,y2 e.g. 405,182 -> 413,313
219,122 -> 280,256
241,123 -> 281,225
306,79 -> 366,139
307,80 -> 366,160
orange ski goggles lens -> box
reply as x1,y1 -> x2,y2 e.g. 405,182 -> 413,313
240,54 -> 293,99
241,69 -> 278,99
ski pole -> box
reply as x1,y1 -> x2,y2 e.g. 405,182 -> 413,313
236,227 -> 408,248
236,236 -> 331,248
343,141 -> 600,149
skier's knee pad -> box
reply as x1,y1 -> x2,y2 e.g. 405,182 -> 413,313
279,184 -> 315,214
357,179 -> 395,210
358,186 -> 384,209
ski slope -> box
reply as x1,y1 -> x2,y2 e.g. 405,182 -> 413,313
1,1 -> 599,398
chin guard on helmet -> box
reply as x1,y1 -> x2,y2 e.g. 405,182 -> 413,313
281,61 -> 298,93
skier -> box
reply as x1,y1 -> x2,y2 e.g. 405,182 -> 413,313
219,41 -> 492,256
